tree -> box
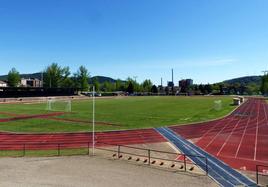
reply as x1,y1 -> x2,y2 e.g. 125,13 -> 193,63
61,77 -> 74,88
151,85 -> 158,93
43,63 -> 70,88
246,83 -> 259,95
198,84 -> 205,94
127,81 -> 134,94
115,79 -> 124,91
60,67 -> 73,88
261,74 -> 268,95
204,84 -> 212,94
126,77 -> 141,92
142,79 -> 153,92
219,84 -> 224,95
7,68 -> 20,87
101,81 -> 115,92
92,77 -> 100,91
75,66 -> 90,91
126,77 -> 139,93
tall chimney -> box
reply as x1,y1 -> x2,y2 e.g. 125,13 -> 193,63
172,69 -> 174,84
161,77 -> 163,87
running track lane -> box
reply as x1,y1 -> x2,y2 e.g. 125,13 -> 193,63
0,129 -> 165,150
155,127 -> 257,187
170,98 -> 268,171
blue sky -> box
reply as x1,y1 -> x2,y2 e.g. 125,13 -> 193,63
0,0 -> 267,85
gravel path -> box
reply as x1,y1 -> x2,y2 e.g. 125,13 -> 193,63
0,156 -> 217,187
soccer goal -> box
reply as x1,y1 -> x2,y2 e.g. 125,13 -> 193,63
214,100 -> 222,111
46,99 -> 72,112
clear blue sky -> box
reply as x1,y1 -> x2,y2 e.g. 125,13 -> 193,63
0,0 -> 267,85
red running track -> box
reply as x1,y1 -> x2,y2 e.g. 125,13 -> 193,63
170,98 -> 268,172
0,98 -> 267,172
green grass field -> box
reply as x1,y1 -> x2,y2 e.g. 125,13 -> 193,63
0,96 -> 236,133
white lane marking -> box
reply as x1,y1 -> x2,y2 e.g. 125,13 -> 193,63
216,118 -> 242,156
216,99 -> 252,156
254,100 -> 261,161
235,100 -> 256,158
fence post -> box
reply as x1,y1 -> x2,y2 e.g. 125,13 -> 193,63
256,165 -> 258,185
148,149 -> 151,166
184,155 -> 186,171
117,145 -> 121,159
87,142 -> 90,156
23,144 -> 26,157
58,143 -> 60,156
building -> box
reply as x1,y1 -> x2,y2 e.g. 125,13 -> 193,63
0,81 -> 7,87
167,81 -> 174,87
179,79 -> 193,92
21,78 -> 42,87
179,79 -> 193,87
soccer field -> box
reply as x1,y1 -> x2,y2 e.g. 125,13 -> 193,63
0,96 -> 236,133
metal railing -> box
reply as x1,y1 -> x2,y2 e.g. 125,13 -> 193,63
0,142 -> 91,157
96,142 -> 208,175
0,141 -> 208,175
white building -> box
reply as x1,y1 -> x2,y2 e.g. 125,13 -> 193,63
20,78 -> 42,87
0,80 -> 7,87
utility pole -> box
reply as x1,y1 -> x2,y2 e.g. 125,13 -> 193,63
262,70 -> 268,75
92,86 -> 95,156
171,69 -> 174,94
133,76 -> 138,82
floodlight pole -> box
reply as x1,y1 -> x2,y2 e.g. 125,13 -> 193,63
92,86 -> 95,156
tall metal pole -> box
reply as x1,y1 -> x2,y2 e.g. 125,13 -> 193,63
92,86 -> 95,155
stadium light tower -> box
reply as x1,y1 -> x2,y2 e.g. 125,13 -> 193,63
262,70 -> 268,75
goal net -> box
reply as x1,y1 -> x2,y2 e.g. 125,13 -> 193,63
46,99 -> 72,112
214,100 -> 222,111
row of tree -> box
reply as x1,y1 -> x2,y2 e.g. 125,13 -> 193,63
6,63 -> 156,93
185,82 -> 261,95
7,63 -> 90,90
92,77 -> 156,93
43,63 -> 90,90
6,63 -> 268,95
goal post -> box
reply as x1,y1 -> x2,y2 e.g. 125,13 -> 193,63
46,99 -> 72,112
213,100 -> 222,111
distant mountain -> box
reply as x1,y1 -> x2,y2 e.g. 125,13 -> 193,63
223,76 -> 262,85
0,73 -> 117,84
0,72 -> 261,86
89,76 -> 117,84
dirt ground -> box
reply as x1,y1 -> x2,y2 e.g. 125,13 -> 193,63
0,155 -> 217,187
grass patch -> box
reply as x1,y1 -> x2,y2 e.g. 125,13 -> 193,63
0,96 -> 236,133
0,114 -> 10,118
0,148 -> 89,157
